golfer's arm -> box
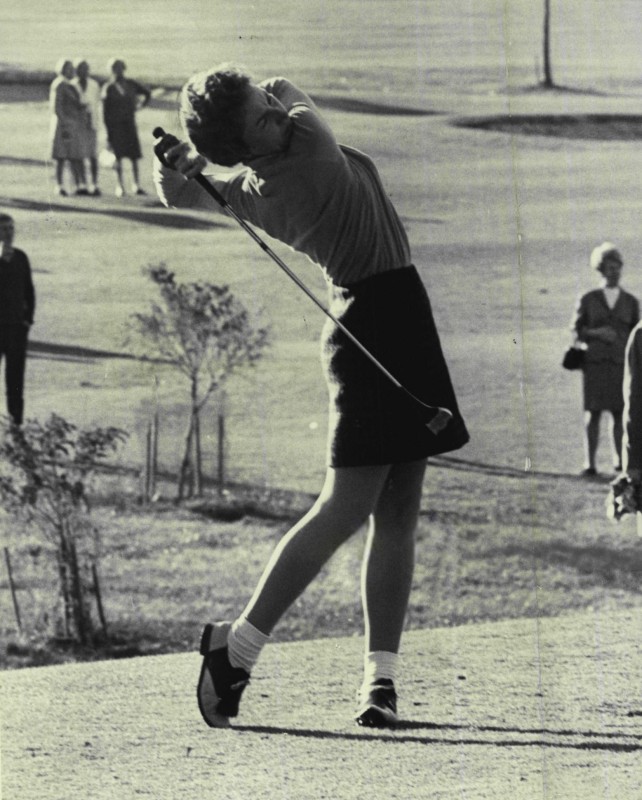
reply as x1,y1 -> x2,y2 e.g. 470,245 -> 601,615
153,159 -> 225,213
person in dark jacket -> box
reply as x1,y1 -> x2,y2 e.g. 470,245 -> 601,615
572,242 -> 639,476
0,214 -> 35,425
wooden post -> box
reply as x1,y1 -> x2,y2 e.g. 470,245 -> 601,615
3,547 -> 22,631
150,409 -> 159,498
143,421 -> 152,502
92,562 -> 108,638
217,412 -> 225,491
150,375 -> 159,499
194,410 -> 202,497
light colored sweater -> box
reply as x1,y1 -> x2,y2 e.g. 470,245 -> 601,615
153,78 -> 411,287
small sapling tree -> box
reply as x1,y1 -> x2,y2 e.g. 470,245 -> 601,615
0,415 -> 127,645
130,264 -> 270,498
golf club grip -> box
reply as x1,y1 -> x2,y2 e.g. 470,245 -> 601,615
152,127 -> 228,209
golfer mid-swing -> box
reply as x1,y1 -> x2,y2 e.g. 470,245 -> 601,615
154,63 -> 469,728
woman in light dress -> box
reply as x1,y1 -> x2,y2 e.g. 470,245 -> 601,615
49,59 -> 88,196
72,59 -> 103,196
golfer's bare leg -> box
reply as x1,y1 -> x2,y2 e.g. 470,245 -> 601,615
243,464 -> 391,635
361,459 -> 427,653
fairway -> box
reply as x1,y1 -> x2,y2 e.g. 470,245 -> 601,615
2,0 -> 642,490
3,9 -> 642,799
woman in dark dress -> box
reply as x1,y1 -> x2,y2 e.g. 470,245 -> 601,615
572,242 -> 639,476
102,58 -> 150,197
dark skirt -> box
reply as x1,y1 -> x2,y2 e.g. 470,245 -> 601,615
583,361 -> 625,412
320,265 -> 469,467
106,119 -> 142,160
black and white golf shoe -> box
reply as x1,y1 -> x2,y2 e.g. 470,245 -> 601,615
355,679 -> 399,728
197,622 -> 250,728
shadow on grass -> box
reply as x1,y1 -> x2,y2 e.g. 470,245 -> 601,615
230,723 -> 641,752
27,339 -> 171,364
0,155 -> 46,168
451,114 -> 642,141
0,194 -> 222,230
482,540 -> 642,588
311,94 -> 438,116
501,82 -> 609,98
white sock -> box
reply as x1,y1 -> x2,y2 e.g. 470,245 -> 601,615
363,650 -> 399,688
227,616 -> 270,673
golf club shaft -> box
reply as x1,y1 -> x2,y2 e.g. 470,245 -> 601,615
153,127 -> 452,433
196,178 -> 407,390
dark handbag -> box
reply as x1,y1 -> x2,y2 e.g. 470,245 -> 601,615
562,346 -> 585,371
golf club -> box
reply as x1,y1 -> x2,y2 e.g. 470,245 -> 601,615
153,126 -> 453,435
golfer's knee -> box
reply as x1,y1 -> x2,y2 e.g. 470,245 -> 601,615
375,487 -> 422,536
310,492 -> 372,536
320,501 -> 371,534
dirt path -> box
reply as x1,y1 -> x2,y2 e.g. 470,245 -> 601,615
2,608 -> 640,800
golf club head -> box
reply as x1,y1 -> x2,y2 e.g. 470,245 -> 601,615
401,386 -> 453,435
153,127 -> 180,168
424,406 -> 453,435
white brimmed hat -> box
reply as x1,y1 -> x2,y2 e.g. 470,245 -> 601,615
590,242 -> 622,271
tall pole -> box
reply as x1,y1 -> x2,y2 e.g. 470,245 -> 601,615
543,0 -> 554,87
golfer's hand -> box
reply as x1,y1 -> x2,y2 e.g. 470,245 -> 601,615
165,142 -> 207,178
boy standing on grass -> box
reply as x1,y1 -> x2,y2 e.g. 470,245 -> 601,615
0,214 -> 35,426
154,63 -> 468,728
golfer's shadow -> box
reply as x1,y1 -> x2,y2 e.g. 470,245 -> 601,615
231,720 -> 642,753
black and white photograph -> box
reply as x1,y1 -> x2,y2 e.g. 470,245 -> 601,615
1,2 -> 641,798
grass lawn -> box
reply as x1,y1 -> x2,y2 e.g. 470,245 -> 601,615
1,0 -> 642,666
1,460 -> 640,669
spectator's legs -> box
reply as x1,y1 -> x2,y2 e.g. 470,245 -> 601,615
131,159 -> 145,194
3,326 -> 28,426
114,158 -> 125,197
89,156 -> 100,194
70,160 -> 88,194
55,159 -> 67,195
583,410 -> 601,473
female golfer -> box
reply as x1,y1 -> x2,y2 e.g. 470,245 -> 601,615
154,64 -> 469,728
